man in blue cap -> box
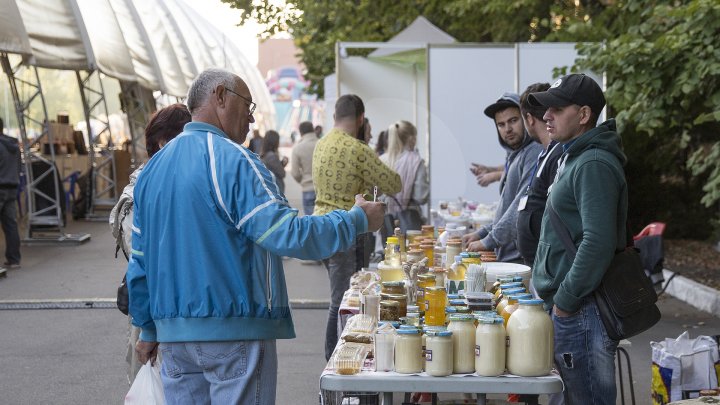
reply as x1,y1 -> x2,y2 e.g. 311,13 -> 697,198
463,93 -> 543,263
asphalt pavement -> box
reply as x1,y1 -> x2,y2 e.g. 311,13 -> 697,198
0,152 -> 718,405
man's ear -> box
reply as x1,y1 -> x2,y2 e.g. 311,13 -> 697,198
214,85 -> 227,108
579,106 -> 591,125
525,113 -> 535,127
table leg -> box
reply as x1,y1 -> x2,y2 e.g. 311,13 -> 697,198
382,392 -> 392,404
477,393 -> 487,405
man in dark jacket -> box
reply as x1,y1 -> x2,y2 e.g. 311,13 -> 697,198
529,74 -> 627,405
463,93 -> 543,263
0,118 -> 22,271
516,82 -> 564,266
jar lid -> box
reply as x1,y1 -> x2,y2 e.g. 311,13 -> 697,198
426,329 -> 453,337
386,236 -> 398,244
478,317 -> 504,324
381,293 -> 407,300
421,225 -> 434,231
518,298 -> 545,305
418,274 -> 435,281
423,325 -> 446,333
382,281 -> 405,287
406,230 -> 422,235
447,240 -> 462,246
405,312 -> 420,318
512,276 -> 524,282
509,293 -> 533,300
466,252 -> 481,258
419,243 -> 434,248
448,313 -> 475,322
407,249 -> 425,255
501,287 -> 526,295
449,299 -> 465,306
426,286 -> 445,292
447,294 -> 460,300
397,328 -> 420,335
407,305 -> 420,312
399,324 -> 419,330
500,282 -> 523,289
445,307 -> 458,313
460,252 -> 470,258
380,300 -> 400,307
473,310 -> 498,317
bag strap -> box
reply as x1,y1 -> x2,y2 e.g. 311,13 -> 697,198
547,202 -> 578,261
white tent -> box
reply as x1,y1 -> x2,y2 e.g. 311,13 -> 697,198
0,0 -> 274,124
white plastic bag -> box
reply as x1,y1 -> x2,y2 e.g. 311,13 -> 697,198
125,360 -> 165,405
651,331 -> 720,404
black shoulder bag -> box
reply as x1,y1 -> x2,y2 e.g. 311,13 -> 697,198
547,204 -> 660,340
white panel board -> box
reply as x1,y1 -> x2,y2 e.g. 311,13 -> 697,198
333,56 -> 429,159
428,45 -> 515,206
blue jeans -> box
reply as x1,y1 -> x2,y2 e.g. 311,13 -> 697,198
552,297 -> 619,405
301,190 -> 315,216
0,188 -> 20,265
159,340 -> 277,405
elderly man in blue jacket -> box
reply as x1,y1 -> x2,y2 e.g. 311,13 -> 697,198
127,68 -> 386,405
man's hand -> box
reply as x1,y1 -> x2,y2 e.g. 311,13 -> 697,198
355,194 -> 386,232
461,232 -> 480,248
467,240 -> 491,252
476,170 -> 503,187
470,163 -> 492,176
136,340 -> 159,366
553,304 -> 576,318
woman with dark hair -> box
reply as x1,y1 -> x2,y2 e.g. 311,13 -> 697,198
260,129 -> 288,194
109,103 -> 191,385
375,129 -> 388,156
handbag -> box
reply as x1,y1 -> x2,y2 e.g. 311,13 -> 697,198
117,274 -> 129,316
547,203 -> 661,340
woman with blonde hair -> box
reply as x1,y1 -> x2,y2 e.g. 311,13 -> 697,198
380,120 -> 429,228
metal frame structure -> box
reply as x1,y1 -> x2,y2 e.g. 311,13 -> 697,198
76,69 -> 116,221
1,53 -> 89,244
119,80 -> 154,170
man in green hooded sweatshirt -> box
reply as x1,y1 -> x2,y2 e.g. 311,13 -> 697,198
528,73 -> 627,405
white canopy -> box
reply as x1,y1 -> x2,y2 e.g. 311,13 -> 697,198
0,0 -> 274,126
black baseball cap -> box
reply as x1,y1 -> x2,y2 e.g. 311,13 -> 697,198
483,92 -> 521,119
528,74 -> 606,116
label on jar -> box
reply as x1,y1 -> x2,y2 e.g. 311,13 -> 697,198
475,345 -> 480,357
425,349 -> 433,361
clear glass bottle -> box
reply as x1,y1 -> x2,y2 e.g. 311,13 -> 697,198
447,313 -> 476,374
385,236 -> 401,267
475,316 -> 506,376
425,330 -> 454,376
395,328 -> 423,374
506,299 -> 554,377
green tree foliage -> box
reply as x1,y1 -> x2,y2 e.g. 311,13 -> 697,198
222,0 -> 609,93
573,0 -> 720,237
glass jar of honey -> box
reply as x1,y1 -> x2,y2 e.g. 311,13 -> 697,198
416,273 -> 436,313
424,286 -> 447,327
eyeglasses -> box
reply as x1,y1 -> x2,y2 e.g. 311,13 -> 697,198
224,87 -> 256,116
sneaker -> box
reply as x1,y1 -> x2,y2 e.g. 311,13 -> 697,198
3,262 -> 20,269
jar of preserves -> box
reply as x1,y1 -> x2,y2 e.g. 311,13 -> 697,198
381,293 -> 408,318
395,328 -> 423,374
475,316 -> 506,376
447,314 -> 476,374
416,274 -> 436,313
380,300 -> 401,321
500,293 -> 532,326
494,282 -> 524,300
420,244 -> 434,265
496,287 -> 527,315
424,286 -> 447,326
506,299 -> 554,376
445,241 -> 463,264
381,281 -> 405,295
378,261 -> 405,283
406,249 -> 426,264
421,225 -> 435,239
425,330 -> 454,376
461,252 -> 482,266
406,230 -> 423,245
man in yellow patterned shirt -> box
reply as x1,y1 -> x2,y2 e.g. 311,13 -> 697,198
313,94 -> 401,359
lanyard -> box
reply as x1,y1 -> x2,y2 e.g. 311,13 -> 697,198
527,142 -> 561,191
